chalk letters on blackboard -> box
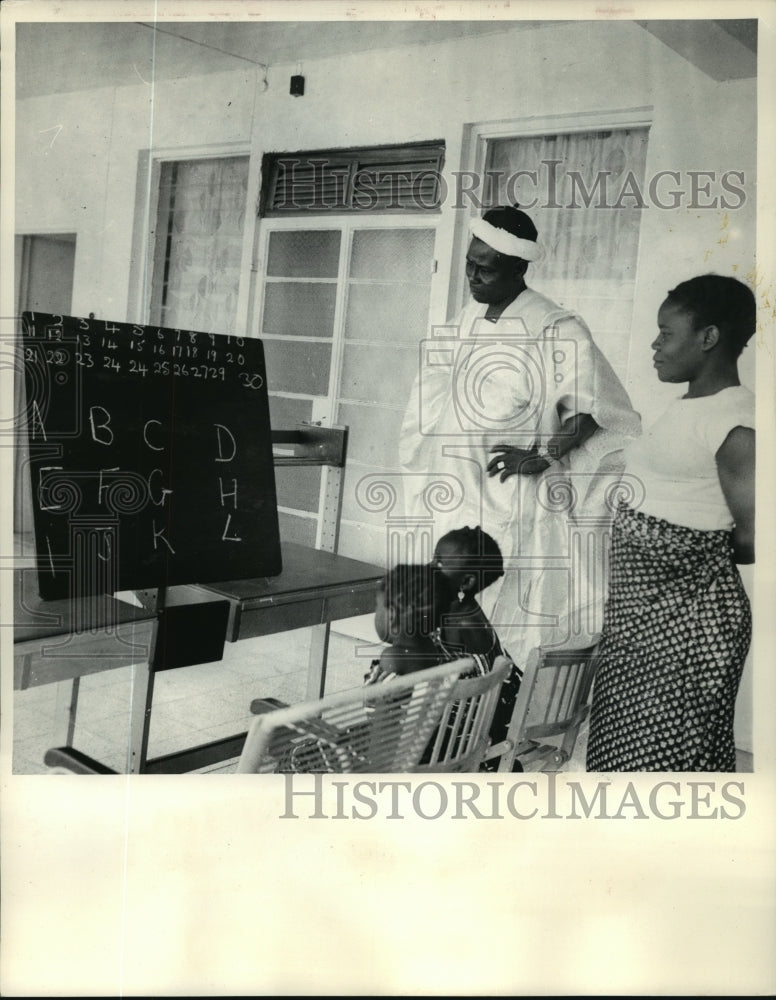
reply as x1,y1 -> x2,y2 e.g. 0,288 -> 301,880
89,405 -> 114,445
148,469 -> 173,507
38,467 -> 63,510
144,420 -> 165,451
152,520 -> 176,555
22,313 -> 282,598
30,400 -> 48,440
214,423 -> 237,462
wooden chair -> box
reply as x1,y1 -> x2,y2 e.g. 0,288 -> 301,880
238,656 -> 511,774
487,640 -> 600,773
412,655 -> 513,773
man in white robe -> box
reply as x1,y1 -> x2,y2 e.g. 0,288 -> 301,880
399,206 -> 641,662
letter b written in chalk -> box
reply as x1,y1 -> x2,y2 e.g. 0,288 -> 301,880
89,406 -> 114,446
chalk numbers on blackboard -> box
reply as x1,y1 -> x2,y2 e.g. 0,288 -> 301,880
239,372 -> 265,390
22,317 -> 267,391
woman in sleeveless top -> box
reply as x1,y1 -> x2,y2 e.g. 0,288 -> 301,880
587,275 -> 756,772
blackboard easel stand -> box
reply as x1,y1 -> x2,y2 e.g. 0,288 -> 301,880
132,587 -> 168,614
124,584 -> 231,772
124,587 -> 167,772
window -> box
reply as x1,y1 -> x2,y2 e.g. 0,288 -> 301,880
256,212 -> 439,561
150,156 -> 250,332
482,125 -> 650,381
261,142 -> 445,215
257,143 -> 444,561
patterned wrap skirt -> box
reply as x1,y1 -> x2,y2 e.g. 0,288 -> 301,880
586,503 -> 751,772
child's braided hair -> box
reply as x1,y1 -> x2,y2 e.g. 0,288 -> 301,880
382,563 -> 457,638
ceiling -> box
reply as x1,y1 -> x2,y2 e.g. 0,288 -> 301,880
14,20 -> 544,98
14,17 -> 757,100
638,19 -> 757,81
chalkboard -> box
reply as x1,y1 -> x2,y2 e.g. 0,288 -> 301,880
21,312 -> 282,600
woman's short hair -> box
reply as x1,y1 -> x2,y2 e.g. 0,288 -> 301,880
382,563 -> 457,637
666,273 -> 756,358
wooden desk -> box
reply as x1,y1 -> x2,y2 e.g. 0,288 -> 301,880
13,565 -> 157,750
201,541 -> 384,689
14,567 -> 157,686
13,543 -> 383,773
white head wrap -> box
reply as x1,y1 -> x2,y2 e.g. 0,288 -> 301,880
469,216 -> 544,262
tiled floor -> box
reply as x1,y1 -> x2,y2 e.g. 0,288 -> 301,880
13,623 -> 752,775
13,625 -> 378,774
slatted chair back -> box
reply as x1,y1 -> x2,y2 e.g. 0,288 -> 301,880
495,641 -> 600,772
236,658 -> 484,774
414,655 -> 512,773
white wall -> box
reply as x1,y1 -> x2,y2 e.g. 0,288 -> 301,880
16,69 -> 258,320
17,22 -> 757,407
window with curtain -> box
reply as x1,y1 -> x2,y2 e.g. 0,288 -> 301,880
150,156 -> 249,333
484,127 -> 650,380
254,142 -> 446,560
256,142 -> 443,560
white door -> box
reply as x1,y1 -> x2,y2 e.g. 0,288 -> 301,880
256,219 -> 438,564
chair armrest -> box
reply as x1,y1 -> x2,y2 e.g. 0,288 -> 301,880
481,738 -> 514,760
44,747 -> 118,774
250,697 -> 290,715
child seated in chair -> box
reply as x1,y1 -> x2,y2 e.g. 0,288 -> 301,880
265,561 -> 477,773
432,526 -> 524,772
365,537 -> 523,771
364,563 -> 461,683
364,561 -> 494,768
432,525 -> 505,665
274,564 -> 467,773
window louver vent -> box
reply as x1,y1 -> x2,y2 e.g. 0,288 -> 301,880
262,143 -> 445,215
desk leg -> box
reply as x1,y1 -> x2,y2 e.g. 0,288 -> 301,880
306,616 -> 331,700
54,677 -> 80,746
128,657 -> 155,774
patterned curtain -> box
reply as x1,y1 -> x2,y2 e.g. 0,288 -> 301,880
154,156 -> 249,333
484,128 -> 650,379
487,128 -> 649,281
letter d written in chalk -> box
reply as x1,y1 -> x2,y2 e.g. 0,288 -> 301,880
214,423 -> 237,462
